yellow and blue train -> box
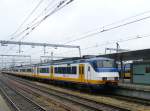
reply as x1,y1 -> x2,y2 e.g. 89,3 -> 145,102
3,57 -> 119,89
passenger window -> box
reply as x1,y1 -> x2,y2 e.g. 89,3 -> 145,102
72,66 -> 77,74
88,66 -> 90,71
145,67 -> 150,73
67,67 -> 71,74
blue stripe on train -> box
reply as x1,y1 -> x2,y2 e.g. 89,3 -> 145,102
95,68 -> 118,72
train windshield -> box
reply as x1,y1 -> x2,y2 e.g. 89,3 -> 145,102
92,60 -> 114,68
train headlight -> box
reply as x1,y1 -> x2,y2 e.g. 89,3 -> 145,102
102,77 -> 107,80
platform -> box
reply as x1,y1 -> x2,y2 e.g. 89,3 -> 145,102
118,82 -> 150,92
0,94 -> 11,111
112,81 -> 150,100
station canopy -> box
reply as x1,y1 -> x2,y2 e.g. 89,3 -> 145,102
97,48 -> 150,61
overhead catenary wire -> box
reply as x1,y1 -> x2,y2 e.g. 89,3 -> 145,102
21,33 -> 150,57
18,0 -> 74,41
25,0 -> 56,30
9,0 -> 45,40
58,9 -> 150,44
4,0 -> 74,54
6,2 -> 150,46
56,33 -> 150,55
1,0 -> 45,55
103,9 -> 150,27
9,0 -> 72,42
2,0 -> 57,54
81,34 -> 150,52
63,13 -> 150,44
10,0 -> 57,41
3,1 -> 150,58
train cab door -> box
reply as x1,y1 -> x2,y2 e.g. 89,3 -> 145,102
32,67 -> 36,77
87,66 -> 91,82
50,66 -> 54,79
79,64 -> 85,82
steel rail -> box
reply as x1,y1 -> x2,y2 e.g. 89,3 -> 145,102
0,86 -> 20,111
0,80 -> 46,111
7,75 -> 128,111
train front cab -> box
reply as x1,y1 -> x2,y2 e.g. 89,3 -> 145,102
87,58 -> 119,87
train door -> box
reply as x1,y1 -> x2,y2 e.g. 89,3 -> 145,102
36,67 -> 39,77
79,64 -> 85,82
87,66 -> 91,82
50,66 -> 54,79
32,67 -> 36,77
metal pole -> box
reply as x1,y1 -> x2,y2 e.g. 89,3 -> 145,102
19,44 -> 21,54
120,57 -> 124,83
44,46 -> 46,55
29,56 -> 31,65
105,48 -> 107,54
116,42 -> 119,53
51,52 -> 53,61
78,47 -> 82,57
2,56 -> 3,69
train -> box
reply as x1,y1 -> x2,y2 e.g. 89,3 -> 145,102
2,57 -> 119,89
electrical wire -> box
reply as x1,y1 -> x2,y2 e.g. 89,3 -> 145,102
25,0 -> 56,30
1,0 -> 45,55
18,0 -> 74,41
3,1 -> 150,58
4,0 -> 74,54
63,15 -> 150,44
56,33 -> 150,55
12,0 -> 56,41
9,0 -> 44,40
82,34 -> 150,51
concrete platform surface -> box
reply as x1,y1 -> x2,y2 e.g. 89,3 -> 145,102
0,95 -> 11,111
118,82 -> 150,92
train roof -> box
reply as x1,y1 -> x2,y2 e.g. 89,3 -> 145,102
37,57 -> 114,66
10,56 -> 114,68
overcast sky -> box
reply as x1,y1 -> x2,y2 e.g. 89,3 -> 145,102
1,0 -> 150,65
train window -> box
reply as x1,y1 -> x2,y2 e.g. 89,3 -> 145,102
57,67 -> 59,73
95,61 -> 103,68
88,66 -> 90,71
40,68 -> 49,73
62,67 -> 66,74
145,67 -> 150,73
60,67 -> 63,73
27,69 -> 32,72
22,69 -> 26,72
37,68 -> 40,73
54,66 -> 77,74
55,67 -> 58,73
103,60 -> 114,67
65,67 -> 67,74
72,66 -> 77,74
67,67 -> 71,74
57,67 -> 60,74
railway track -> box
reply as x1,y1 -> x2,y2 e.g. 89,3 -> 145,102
103,93 -> 150,106
0,80 -> 46,111
6,74 -> 150,106
1,74 -> 128,111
